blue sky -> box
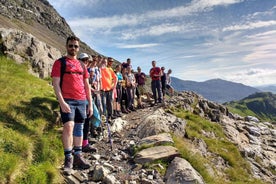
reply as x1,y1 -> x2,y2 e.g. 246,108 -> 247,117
48,0 -> 276,86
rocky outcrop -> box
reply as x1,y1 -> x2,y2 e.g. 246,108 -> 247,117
166,91 -> 276,183
0,28 -> 61,78
220,115 -> 276,183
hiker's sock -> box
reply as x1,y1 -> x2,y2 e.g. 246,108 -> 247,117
82,139 -> 89,147
73,146 -> 82,155
64,148 -> 72,157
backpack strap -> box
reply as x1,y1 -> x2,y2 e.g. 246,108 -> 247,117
59,57 -> 86,90
59,57 -> 66,90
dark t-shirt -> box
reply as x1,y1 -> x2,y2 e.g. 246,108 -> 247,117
135,72 -> 146,85
161,73 -> 166,87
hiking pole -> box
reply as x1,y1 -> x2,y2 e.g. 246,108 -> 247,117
106,115 -> 113,151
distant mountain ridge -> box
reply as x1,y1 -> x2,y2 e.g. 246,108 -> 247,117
172,78 -> 261,103
256,85 -> 276,94
225,92 -> 276,122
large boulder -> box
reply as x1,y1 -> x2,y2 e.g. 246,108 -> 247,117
165,157 -> 205,184
0,28 -> 61,78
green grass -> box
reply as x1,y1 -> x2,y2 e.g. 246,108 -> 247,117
0,56 -> 63,183
171,108 -> 266,184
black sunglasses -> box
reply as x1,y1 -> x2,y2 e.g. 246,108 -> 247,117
68,44 -> 79,49
81,58 -> 89,61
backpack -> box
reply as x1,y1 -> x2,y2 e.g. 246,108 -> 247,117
59,56 -> 85,89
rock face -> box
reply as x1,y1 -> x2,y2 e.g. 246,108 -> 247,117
0,28 -> 61,78
0,0 -> 72,39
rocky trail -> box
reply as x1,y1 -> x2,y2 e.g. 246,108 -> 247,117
63,102 -> 168,184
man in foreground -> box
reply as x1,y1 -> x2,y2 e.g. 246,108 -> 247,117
51,36 -> 93,175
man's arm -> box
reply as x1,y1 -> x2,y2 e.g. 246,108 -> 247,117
52,77 -> 71,113
111,69 -> 118,88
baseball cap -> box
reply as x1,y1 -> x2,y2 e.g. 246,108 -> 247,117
78,53 -> 89,60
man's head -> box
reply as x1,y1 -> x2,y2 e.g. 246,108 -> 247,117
115,64 -> 121,71
107,57 -> 113,67
152,60 -> 156,67
127,58 -> 131,64
66,36 -> 80,57
137,66 -> 141,72
92,55 -> 98,62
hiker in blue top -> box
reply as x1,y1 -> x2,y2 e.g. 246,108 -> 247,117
114,64 -> 123,117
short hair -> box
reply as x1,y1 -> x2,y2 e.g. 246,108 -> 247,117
66,35 -> 80,45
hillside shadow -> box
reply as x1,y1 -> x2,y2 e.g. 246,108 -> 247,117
1,97 -> 59,135
0,109 -> 35,135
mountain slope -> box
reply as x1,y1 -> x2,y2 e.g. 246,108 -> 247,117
0,0 -> 97,59
224,92 -> 276,122
172,78 -> 261,103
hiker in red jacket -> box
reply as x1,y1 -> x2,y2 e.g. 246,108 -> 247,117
51,36 -> 92,175
149,60 -> 162,104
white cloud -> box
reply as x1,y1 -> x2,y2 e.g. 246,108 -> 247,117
49,0 -> 100,9
225,68 -> 276,86
68,0 -> 244,32
117,43 -> 159,49
223,20 -> 276,31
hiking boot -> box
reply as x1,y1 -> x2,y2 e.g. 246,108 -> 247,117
73,154 -> 91,169
121,108 -> 128,114
130,107 -> 136,111
110,114 -> 117,119
63,156 -> 73,175
82,144 -> 97,153
116,111 -> 122,117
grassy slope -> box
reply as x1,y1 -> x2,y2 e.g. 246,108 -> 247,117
0,56 -> 63,183
224,92 -> 276,122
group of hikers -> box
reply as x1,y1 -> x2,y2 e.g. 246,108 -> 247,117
51,36 -> 174,175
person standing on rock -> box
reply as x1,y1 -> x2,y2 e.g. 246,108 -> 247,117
165,69 -> 174,97
149,60 -> 162,104
51,36 -> 92,175
160,67 -> 166,99
135,66 -> 150,108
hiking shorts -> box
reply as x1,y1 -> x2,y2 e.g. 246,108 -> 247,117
137,85 -> 146,95
60,99 -> 86,124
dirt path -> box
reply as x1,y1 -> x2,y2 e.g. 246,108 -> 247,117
69,102 -> 165,183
